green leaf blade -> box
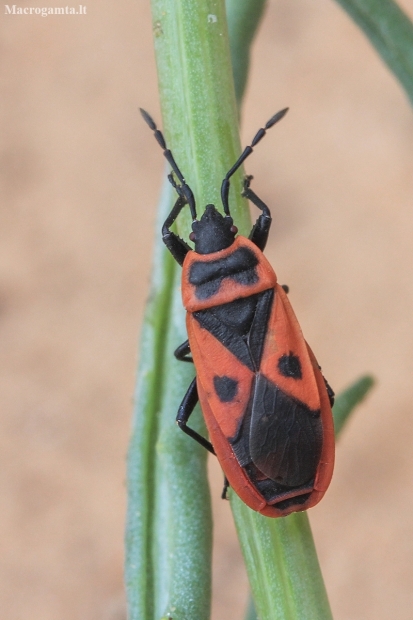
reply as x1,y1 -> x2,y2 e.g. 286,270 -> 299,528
334,0 -> 413,105
333,375 -> 375,438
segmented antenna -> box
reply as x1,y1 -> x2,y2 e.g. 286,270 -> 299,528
221,107 -> 289,216
140,108 -> 197,220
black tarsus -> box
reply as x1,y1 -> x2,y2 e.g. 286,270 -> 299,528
174,339 -> 193,363
221,107 -> 289,217
176,378 -> 216,455
221,476 -> 230,500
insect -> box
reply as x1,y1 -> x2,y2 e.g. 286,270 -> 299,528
141,108 -> 335,517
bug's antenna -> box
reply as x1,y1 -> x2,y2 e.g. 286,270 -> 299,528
221,107 -> 289,216
140,108 -> 197,220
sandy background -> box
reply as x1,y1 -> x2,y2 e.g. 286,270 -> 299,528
1,1 -> 413,618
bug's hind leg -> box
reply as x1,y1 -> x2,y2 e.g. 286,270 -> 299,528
323,377 -> 335,407
324,378 -> 335,407
318,364 -> 335,407
177,378 -> 215,455
174,339 -> 193,363
221,476 -> 230,500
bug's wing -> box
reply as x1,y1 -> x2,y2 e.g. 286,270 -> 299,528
248,284 -> 324,486
249,374 -> 323,486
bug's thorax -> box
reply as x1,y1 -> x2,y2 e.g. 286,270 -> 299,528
181,235 -> 277,313
190,204 -> 237,254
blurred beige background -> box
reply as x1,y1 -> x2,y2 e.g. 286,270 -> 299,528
1,1 -> 413,618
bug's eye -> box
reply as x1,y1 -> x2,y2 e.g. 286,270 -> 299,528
189,232 -> 196,242
230,225 -> 238,234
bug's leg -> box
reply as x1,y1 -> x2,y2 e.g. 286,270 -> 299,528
242,176 -> 272,251
177,378 -> 215,455
324,378 -> 335,407
174,339 -> 193,363
221,476 -> 230,500
161,193 -> 192,266
318,363 -> 335,407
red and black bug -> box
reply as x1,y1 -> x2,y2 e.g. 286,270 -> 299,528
141,108 -> 335,517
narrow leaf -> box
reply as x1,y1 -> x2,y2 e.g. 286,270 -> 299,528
333,375 -> 375,437
334,0 -> 413,105
226,0 -> 268,104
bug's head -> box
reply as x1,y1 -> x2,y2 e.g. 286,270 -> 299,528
189,204 -> 238,254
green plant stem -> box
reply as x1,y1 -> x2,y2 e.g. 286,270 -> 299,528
126,1 -> 254,618
152,0 -> 249,238
333,0 -> 413,105
149,4 -> 244,617
125,180 -> 175,620
235,503 -> 333,620
226,0 -> 268,104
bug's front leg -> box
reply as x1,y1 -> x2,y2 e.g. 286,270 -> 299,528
162,193 -> 192,266
176,378 -> 215,455
243,176 -> 272,251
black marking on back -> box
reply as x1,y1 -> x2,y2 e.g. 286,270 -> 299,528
193,308 -> 254,370
277,353 -> 302,380
213,376 -> 238,402
249,375 -> 322,487
249,289 -> 273,369
229,375 -> 322,495
193,289 -> 274,371
207,295 -> 259,336
189,246 -> 259,300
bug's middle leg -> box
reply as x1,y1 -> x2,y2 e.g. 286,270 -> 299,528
174,339 -> 193,363
176,377 -> 215,455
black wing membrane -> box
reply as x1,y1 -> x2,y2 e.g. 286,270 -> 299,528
249,374 -> 323,487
